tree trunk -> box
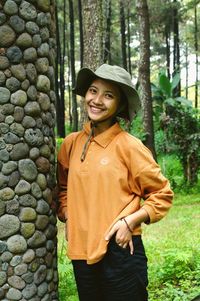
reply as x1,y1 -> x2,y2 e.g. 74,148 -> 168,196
136,0 -> 157,160
0,0 -> 58,299
120,0 -> 127,70
127,1 -> 132,76
194,3 -> 198,108
104,0 -> 112,64
80,0 -> 104,128
165,25 -> 171,79
78,0 -> 84,68
69,0 -> 78,131
185,42 -> 189,99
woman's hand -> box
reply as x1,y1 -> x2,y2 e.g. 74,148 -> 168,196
105,219 -> 134,254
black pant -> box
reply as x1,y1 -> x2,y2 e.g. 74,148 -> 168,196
72,235 -> 148,301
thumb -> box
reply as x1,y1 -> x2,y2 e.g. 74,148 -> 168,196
129,238 -> 134,255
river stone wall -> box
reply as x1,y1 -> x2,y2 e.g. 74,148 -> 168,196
0,0 -> 58,300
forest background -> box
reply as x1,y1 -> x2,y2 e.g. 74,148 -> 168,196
55,0 -> 200,301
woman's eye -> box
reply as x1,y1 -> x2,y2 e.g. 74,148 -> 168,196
105,93 -> 114,99
89,87 -> 96,94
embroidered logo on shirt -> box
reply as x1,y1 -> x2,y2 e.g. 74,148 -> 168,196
100,157 -> 109,165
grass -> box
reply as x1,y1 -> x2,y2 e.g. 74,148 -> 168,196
57,193 -> 200,301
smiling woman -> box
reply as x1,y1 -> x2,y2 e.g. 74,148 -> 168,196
56,64 -> 173,301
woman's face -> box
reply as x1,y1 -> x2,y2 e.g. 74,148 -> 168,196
85,78 -> 121,128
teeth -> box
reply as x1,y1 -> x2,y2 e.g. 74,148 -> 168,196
91,107 -> 102,113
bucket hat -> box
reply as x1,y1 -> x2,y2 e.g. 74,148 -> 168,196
73,64 -> 141,122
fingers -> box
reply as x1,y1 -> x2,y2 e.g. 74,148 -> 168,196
105,222 -> 119,241
129,239 -> 134,255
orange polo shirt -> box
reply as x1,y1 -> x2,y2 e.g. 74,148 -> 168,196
57,122 -> 173,264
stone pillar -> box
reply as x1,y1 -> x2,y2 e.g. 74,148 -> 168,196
0,0 -> 58,300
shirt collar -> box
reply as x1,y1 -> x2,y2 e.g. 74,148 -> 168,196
83,121 -> 123,148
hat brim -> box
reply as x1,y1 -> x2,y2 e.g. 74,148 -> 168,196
73,67 -> 141,122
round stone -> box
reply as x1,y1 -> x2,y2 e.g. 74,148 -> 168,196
37,0 -> 50,12
32,34 -> 42,48
11,90 -> 27,106
1,251 -> 12,262
36,215 -> 49,230
5,115 -> 14,124
22,249 -> 35,263
35,156 -> 50,173
6,46 -> 23,64
0,201 -> 6,215
20,223 -> 35,238
26,21 -> 39,34
26,63 -> 37,83
24,47 -> 37,62
22,283 -> 37,299
6,287 -> 22,300
10,143 -> 29,160
6,77 -> 21,92
7,235 -> 27,253
35,58 -> 49,74
29,147 -> 40,160
36,75 -> 50,93
19,207 -> 37,222
11,64 -> 26,81
0,56 -> 9,70
10,122 -> 25,137
27,230 -> 46,248
0,87 -> 10,104
9,15 -> 25,33
14,106 -> 24,122
38,282 -> 48,297
8,275 -> 26,290
38,93 -> 51,112
0,71 -> 6,84
22,116 -> 36,128
10,255 -> 22,267
0,271 -> 7,288
24,101 -> 41,116
18,159 -> 37,181
19,1 -> 37,20
0,149 -> 9,162
24,128 -> 43,146
2,161 -> 17,175
0,215 -> 20,239
27,85 -> 37,100
14,263 -> 28,276
37,174 -> 47,190
0,25 -> 16,47
8,171 -> 20,188
37,42 -> 49,57
0,187 -> 15,201
15,180 -> 31,195
16,32 -> 32,48
31,182 -> 42,199
40,27 -> 50,42
4,132 -> 20,145
1,103 -> 14,115
3,0 -> 18,15
21,79 -> 30,91
0,13 -> 6,25
19,194 -> 37,207
36,199 -> 49,215
6,199 -> 20,215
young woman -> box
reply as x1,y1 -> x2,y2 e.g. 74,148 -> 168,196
57,64 -> 173,301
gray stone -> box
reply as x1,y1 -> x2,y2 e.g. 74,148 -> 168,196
46,268 -> 53,281
36,215 -> 49,230
22,271 -> 34,284
16,32 -> 32,48
14,263 -> 28,276
0,187 -> 15,201
37,174 -> 47,190
21,78 -> 30,90
4,132 -> 20,144
8,171 -> 20,187
27,85 -> 37,100
19,1 -> 37,20
1,103 -> 14,115
2,161 -> 17,175
19,159 -> 37,181
6,46 -> 23,64
10,122 -> 25,136
24,101 -> 41,116
38,92 -> 51,111
15,180 -> 31,195
10,255 -> 22,267
34,265 -> 47,285
0,149 -> 9,162
46,240 -> 54,251
0,174 -> 9,189
19,207 -> 37,222
11,90 -> 27,106
3,0 -> 18,15
35,58 -> 49,74
9,15 -> 25,33
28,230 -> 46,248
0,215 -> 20,239
37,0 -> 50,12
38,282 -> 48,297
0,87 -> 10,104
0,201 -> 6,215
24,47 -> 37,62
0,56 -> 9,70
37,43 -> 49,57
14,106 -> 24,122
11,64 -> 26,81
40,27 -> 50,42
0,241 -> 7,253
0,25 -> 16,47
36,199 -> 50,215
0,271 -> 7,288
26,21 -> 39,34
6,77 -> 21,92
22,249 -> 35,263
7,235 -> 27,253
19,194 -> 37,207
8,275 -> 26,289
6,288 -> 22,300
32,34 -> 42,48
20,222 -> 35,238
24,128 -> 43,146
0,70 -> 6,85
36,247 -> 46,257
36,13 -> 48,27
1,251 -> 12,262
22,116 -> 36,128
5,115 -> 14,124
0,12 -> 6,25
29,147 -> 40,160
0,138 -> 6,149
10,143 -> 29,160
45,224 -> 56,239
31,182 -> 42,199
26,63 -> 37,83
22,283 -> 37,299
6,198 -> 20,214
39,144 -> 51,158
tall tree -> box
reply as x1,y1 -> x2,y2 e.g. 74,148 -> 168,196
120,0 -> 127,70
194,2 -> 199,108
79,0 -> 105,127
136,0 -> 156,159
104,0 -> 112,64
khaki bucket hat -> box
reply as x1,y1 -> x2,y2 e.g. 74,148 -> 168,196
73,64 -> 141,122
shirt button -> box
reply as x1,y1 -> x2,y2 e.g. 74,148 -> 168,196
91,142 -> 95,145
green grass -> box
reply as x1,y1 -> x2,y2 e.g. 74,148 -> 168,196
57,193 -> 200,301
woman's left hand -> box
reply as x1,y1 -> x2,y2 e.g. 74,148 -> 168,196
105,219 -> 134,254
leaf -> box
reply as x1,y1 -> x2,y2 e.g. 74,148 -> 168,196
171,73 -> 180,90
176,97 -> 193,107
159,73 -> 172,98
164,98 -> 176,106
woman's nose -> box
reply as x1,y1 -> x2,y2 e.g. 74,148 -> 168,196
93,94 -> 103,105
